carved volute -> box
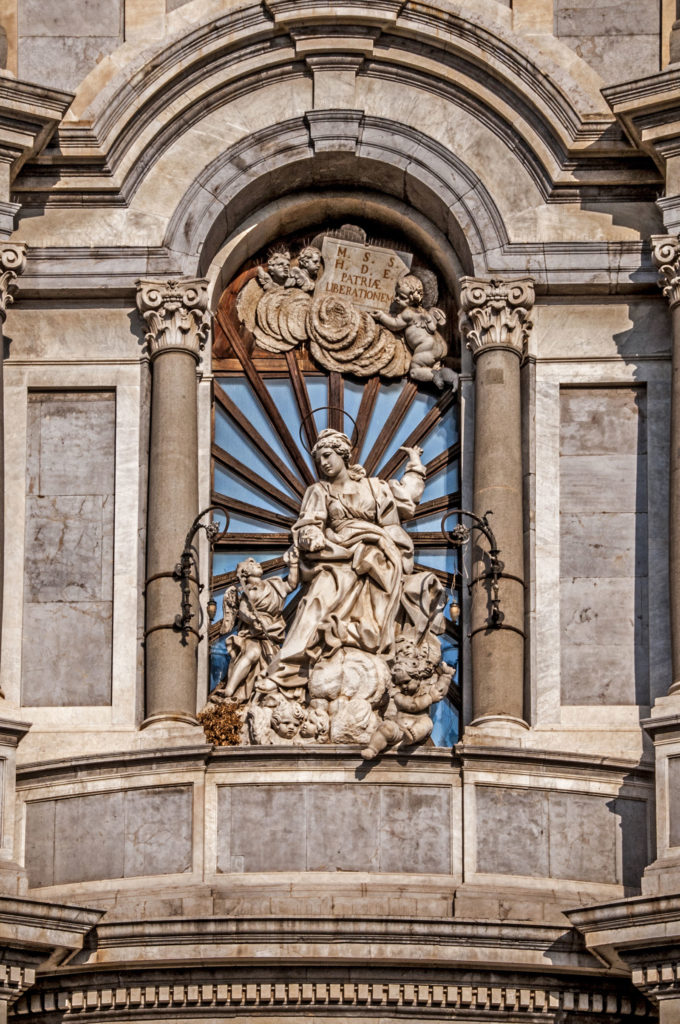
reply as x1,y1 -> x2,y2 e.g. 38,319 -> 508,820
458,277 -> 535,359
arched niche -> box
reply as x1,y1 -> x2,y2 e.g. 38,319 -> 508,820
203,204 -> 463,752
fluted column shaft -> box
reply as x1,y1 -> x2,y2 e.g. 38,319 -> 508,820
136,279 -> 210,726
652,237 -> 680,693
459,278 -> 535,726
0,244 -> 26,683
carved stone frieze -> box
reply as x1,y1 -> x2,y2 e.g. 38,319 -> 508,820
651,235 -> 680,309
458,277 -> 535,359
136,279 -> 211,359
0,243 -> 27,324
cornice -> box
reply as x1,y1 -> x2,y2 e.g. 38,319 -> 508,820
10,2 -> 657,211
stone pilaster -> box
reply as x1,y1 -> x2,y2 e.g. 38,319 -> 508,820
137,278 -> 211,728
652,236 -> 680,696
0,244 -> 25,691
459,277 -> 534,733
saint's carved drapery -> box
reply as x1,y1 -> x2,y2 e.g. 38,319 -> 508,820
207,223 -> 461,752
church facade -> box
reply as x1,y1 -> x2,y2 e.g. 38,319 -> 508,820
0,1 -> 679,1021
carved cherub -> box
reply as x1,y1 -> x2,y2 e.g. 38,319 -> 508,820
210,551 -> 299,704
360,634 -> 453,759
257,248 -> 292,291
287,245 -> 322,293
373,274 -> 459,390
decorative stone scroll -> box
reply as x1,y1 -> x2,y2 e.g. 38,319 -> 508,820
0,243 -> 26,323
652,235 -> 680,309
205,430 -> 455,754
458,277 -> 535,358
235,225 -> 457,388
136,278 -> 211,359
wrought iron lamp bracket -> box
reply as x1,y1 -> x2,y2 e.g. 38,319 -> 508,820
173,505 -> 229,645
441,508 -> 505,628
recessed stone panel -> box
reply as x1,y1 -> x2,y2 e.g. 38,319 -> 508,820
560,387 -> 646,456
476,785 -> 648,885
124,787 -> 193,877
669,757 -> 680,848
548,792 -> 617,883
25,787 -> 193,887
53,791 -> 125,886
22,601 -> 113,707
560,513 -> 647,580
19,0 -> 122,36
475,787 -> 549,878
218,784 -> 452,875
24,799 -> 56,889
22,392 -> 115,707
379,786 -> 451,874
221,785 -> 306,873
559,387 -> 648,707
306,785 -> 381,871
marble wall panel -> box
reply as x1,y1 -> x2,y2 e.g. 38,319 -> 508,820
18,0 -> 123,92
218,784 -> 452,875
25,786 -> 192,888
475,787 -> 549,877
559,387 -> 648,706
669,757 -> 680,848
475,785 -> 648,885
554,0 -> 659,84
22,392 -> 115,707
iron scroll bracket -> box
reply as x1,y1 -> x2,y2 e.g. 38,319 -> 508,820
173,505 -> 230,645
441,508 -> 506,629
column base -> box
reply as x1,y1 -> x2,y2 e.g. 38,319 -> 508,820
464,715 -> 530,746
642,857 -> 680,897
137,712 -> 206,749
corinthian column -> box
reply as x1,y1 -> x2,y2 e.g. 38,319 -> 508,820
0,244 -> 26,684
459,277 -> 534,730
652,237 -> 680,694
136,279 -> 211,727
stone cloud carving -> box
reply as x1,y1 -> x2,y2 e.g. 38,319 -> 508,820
207,430 -> 455,753
236,227 -> 457,389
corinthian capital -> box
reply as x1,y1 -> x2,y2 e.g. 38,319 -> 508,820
136,278 -> 211,359
458,277 -> 535,359
651,235 -> 680,309
0,243 -> 27,323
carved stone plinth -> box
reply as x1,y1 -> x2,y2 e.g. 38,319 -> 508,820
136,278 -> 211,729
459,276 -> 534,731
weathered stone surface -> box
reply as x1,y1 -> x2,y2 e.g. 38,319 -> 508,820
19,0 -> 122,35
22,392 -> 115,707
25,787 -> 193,887
219,785 -> 306,873
18,36 -> 122,93
218,783 -> 451,875
124,787 -> 193,877
476,787 -> 549,878
476,786 -> 647,885
24,496 -> 109,603
669,757 -> 680,849
22,601 -> 113,706
549,791 -> 617,883
560,388 -> 647,456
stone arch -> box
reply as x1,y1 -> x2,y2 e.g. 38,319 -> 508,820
163,113 -> 508,288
